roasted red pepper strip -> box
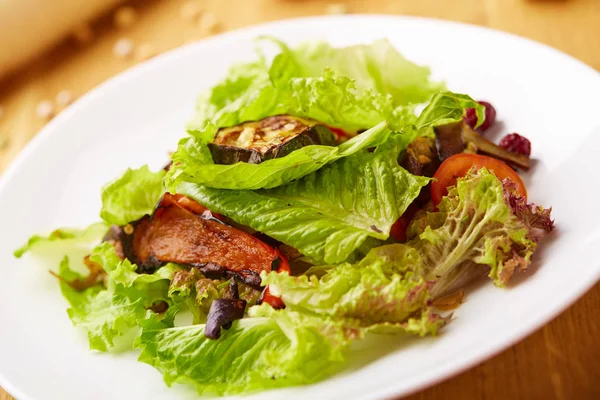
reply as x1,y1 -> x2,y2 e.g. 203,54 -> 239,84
260,249 -> 290,309
390,203 -> 420,243
132,194 -> 277,276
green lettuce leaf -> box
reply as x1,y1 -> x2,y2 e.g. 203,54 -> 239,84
415,91 -> 485,130
191,37 -> 441,134
166,121 -> 394,191
407,168 -> 547,292
277,38 -> 444,106
59,243 -> 181,351
135,304 -> 357,395
57,257 -> 146,351
169,37 -> 446,191
14,222 -> 108,258
100,165 -> 165,225
263,244 -> 435,326
178,149 -> 429,264
168,269 -> 260,324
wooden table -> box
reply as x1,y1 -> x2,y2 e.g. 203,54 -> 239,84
1,0 -> 599,399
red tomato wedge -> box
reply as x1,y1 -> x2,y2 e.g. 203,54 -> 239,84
431,154 -> 527,206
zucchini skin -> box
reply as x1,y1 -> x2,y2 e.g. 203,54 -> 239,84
208,115 -> 337,165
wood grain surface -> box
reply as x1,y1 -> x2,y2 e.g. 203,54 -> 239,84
1,0 -> 599,399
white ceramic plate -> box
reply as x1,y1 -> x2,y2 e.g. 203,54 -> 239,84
1,15 -> 599,400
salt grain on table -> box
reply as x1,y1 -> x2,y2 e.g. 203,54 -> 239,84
36,101 -> 54,119
56,90 -> 74,107
113,38 -> 134,59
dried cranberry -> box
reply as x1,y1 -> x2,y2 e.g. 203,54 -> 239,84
464,101 -> 497,132
499,133 -> 531,157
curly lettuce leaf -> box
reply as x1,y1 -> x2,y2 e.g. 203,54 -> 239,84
191,37 -> 440,134
14,222 -> 108,258
407,168 -> 552,293
279,38 -> 444,106
178,150 -> 429,264
58,243 -> 181,351
168,269 -> 260,324
166,121 -> 393,191
264,244 -> 439,327
57,257 -> 146,351
100,165 -> 165,225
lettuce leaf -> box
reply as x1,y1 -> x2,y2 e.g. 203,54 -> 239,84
168,269 -> 260,324
166,38 -> 447,191
14,222 -> 108,258
264,244 -> 439,327
169,90 -> 482,191
58,243 -> 181,351
166,121 -> 393,191
57,257 -> 146,351
178,150 -> 429,264
135,301 -> 446,395
277,38 -> 444,106
100,166 -> 165,225
407,168 -> 553,293
191,37 -> 441,134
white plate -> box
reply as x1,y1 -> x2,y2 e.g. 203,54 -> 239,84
1,15 -> 599,400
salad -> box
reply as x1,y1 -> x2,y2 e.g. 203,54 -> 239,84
15,38 -> 554,395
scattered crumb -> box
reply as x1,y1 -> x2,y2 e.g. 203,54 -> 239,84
114,6 -> 138,29
36,100 -> 54,119
199,12 -> 221,34
113,38 -> 134,59
325,3 -> 348,15
180,1 -> 203,22
135,43 -> 156,61
72,23 -> 94,44
56,90 -> 74,107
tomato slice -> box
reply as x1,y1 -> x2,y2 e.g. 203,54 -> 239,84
431,154 -> 527,206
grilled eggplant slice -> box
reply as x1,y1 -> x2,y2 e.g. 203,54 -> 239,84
208,115 -> 337,165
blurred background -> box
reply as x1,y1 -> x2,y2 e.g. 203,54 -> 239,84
0,0 -> 599,399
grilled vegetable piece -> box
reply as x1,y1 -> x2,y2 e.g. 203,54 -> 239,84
126,194 -> 279,284
434,121 -> 530,170
399,137 -> 439,177
208,115 -> 337,165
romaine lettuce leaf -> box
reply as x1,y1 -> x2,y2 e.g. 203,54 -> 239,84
100,165 -> 165,225
178,149 -> 429,264
135,305 -> 353,395
166,121 -> 393,191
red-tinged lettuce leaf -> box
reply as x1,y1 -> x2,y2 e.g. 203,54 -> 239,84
502,178 -> 554,243
407,168 -> 553,293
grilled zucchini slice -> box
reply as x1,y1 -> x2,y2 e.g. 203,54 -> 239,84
208,115 -> 337,165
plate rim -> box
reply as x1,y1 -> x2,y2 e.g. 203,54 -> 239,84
1,14 -> 599,400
